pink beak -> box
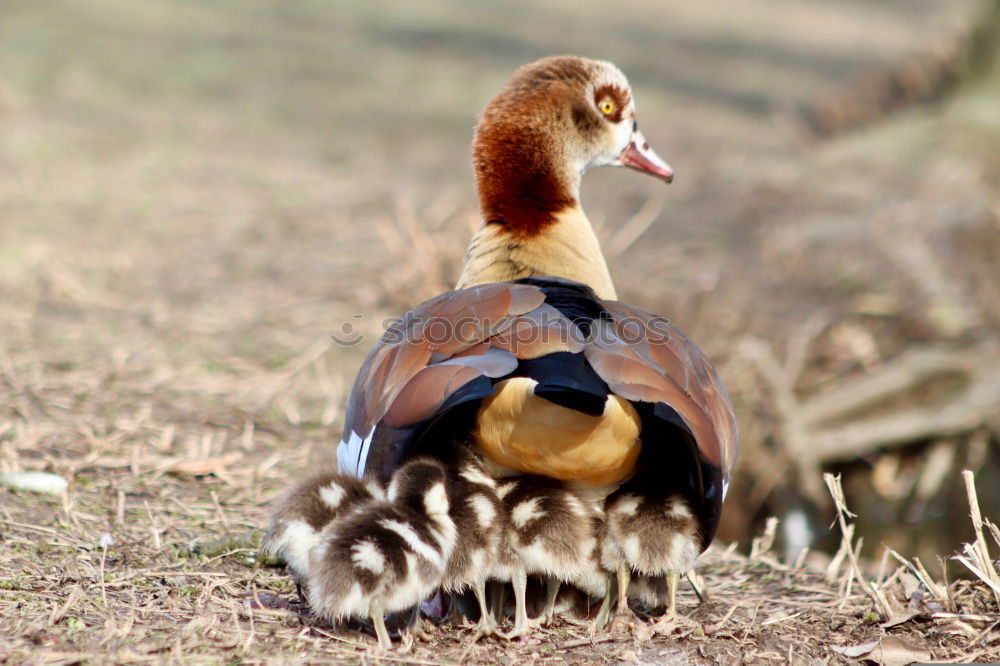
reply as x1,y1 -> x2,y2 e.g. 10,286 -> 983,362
613,127 -> 673,183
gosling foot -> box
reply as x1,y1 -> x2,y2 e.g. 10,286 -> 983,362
409,615 -> 434,642
470,614 -> 499,641
498,615 -> 544,641
608,605 -> 638,634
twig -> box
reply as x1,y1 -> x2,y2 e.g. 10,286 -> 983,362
824,473 -> 894,618
210,490 -> 230,531
555,634 -> 617,650
115,489 -> 126,526
967,619 -> 1000,648
99,546 -> 109,608
761,610 -> 804,626
740,338 -> 824,503
48,586 -> 85,625
143,500 -> 162,550
885,549 -> 949,608
809,371 -> 1000,462
783,312 -> 831,387
243,584 -> 257,652
800,346 -> 982,426
953,470 -> 1000,607
605,189 -> 667,257
750,517 -> 779,560
704,602 -> 742,634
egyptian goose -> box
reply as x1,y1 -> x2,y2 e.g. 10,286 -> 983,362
261,471 -> 384,584
336,55 -> 738,621
306,458 -> 457,649
495,475 -> 605,637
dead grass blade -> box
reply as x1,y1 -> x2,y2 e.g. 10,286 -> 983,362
952,470 -> 1000,607
824,473 -> 895,619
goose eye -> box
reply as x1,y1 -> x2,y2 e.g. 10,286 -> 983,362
599,99 -> 615,116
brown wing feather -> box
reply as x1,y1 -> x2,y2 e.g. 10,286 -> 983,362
383,365 -> 481,428
590,300 -> 738,479
343,283 -> 546,439
384,347 -> 520,428
487,303 -> 585,359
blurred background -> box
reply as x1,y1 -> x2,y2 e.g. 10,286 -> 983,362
2,0 -> 998,568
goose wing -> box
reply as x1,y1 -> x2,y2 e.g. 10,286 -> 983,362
337,277 -> 737,543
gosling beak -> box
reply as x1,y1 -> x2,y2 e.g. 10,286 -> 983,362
613,126 -> 674,183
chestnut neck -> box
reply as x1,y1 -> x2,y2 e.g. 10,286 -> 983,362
473,119 -> 581,236
458,128 -> 616,298
458,97 -> 618,299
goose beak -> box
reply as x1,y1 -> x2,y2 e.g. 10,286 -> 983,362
613,127 -> 674,183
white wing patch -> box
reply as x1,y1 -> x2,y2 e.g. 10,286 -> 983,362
351,539 -> 387,574
423,482 -> 450,517
467,494 -> 497,528
622,534 -> 642,564
668,499 -> 693,519
564,493 -> 587,517
611,494 -> 641,517
336,426 -> 375,477
511,497 -> 544,528
274,519 -> 320,577
319,482 -> 347,510
495,481 -> 517,500
365,479 -> 386,500
378,518 -> 445,571
459,464 -> 497,489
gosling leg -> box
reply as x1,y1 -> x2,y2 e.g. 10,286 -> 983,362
592,573 -> 616,634
472,578 -> 497,637
499,568 -> 529,640
409,611 -> 433,642
370,600 -> 392,650
541,578 -> 561,625
666,570 -> 679,620
608,564 -> 636,633
652,570 -> 681,631
617,565 -> 630,611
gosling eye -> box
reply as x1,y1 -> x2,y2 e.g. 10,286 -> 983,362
599,99 -> 615,116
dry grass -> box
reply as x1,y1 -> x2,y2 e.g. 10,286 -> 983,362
2,463 -> 999,663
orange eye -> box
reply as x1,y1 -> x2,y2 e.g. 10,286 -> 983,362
599,99 -> 615,116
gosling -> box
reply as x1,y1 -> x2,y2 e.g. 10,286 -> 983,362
305,458 -> 457,649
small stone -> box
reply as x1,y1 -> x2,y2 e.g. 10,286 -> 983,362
0,471 -> 68,495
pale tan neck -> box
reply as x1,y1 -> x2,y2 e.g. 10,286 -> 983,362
455,205 -> 617,300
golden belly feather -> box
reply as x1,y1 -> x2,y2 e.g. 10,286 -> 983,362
473,377 -> 641,488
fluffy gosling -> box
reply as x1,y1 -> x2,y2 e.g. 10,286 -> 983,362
261,470 -> 384,584
437,452 -> 512,637
305,458 -> 457,649
600,489 -> 700,631
497,475 -> 605,638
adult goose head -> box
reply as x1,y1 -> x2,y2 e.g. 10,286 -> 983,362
336,56 -> 737,615
457,55 -> 673,300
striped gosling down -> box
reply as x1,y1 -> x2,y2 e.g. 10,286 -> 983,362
601,488 -> 701,630
437,452 -> 513,637
497,475 -> 605,638
261,471 -> 384,584
306,458 -> 457,649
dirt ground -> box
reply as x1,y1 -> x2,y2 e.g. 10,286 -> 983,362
2,0 -> 999,663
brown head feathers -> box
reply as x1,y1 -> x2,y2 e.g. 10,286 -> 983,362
472,56 -> 634,236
